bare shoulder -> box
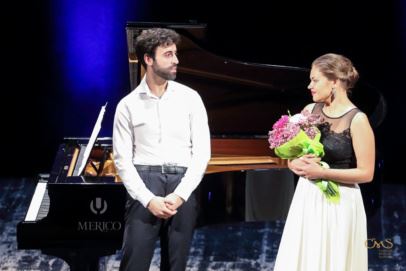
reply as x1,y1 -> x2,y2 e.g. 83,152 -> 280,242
351,111 -> 374,135
352,111 -> 370,125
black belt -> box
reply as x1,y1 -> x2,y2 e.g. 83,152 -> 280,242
134,164 -> 187,174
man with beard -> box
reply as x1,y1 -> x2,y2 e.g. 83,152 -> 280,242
113,28 -> 211,271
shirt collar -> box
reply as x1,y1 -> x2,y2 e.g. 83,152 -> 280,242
135,76 -> 175,99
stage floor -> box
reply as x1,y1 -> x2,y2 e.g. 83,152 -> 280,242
0,178 -> 404,270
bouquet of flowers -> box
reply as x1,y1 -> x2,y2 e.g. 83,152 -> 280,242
268,110 -> 340,203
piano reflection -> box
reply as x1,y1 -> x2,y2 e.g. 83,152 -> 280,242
17,21 -> 384,270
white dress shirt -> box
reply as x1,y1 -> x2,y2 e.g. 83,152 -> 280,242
113,78 -> 211,207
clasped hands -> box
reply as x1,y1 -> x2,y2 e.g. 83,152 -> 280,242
147,193 -> 184,219
288,154 -> 324,180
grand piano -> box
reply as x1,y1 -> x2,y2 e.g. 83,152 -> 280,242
17,22 -> 385,270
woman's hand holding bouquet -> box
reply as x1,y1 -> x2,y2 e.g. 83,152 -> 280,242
268,110 -> 340,203
288,154 -> 321,177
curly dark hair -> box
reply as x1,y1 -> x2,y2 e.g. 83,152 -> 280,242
135,28 -> 180,68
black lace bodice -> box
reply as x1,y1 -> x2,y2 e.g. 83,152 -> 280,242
312,103 -> 361,169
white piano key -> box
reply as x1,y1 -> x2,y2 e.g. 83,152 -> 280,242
25,182 -> 47,221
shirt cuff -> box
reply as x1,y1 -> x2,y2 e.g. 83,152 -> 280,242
173,186 -> 191,202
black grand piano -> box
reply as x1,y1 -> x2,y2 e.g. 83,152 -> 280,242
17,22 -> 385,270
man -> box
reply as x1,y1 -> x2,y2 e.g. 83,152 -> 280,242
113,28 -> 211,271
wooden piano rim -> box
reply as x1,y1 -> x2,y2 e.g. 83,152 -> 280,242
208,155 -> 277,165
205,155 -> 286,174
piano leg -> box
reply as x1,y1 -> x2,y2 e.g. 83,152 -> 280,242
225,173 -> 234,215
43,248 -> 117,271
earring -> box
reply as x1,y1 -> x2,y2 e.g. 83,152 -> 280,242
331,88 -> 336,100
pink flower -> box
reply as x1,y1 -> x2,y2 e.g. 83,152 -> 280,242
268,110 -> 323,149
272,115 -> 289,129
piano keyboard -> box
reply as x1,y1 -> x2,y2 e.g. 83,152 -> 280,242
37,188 -> 50,220
25,182 -> 50,221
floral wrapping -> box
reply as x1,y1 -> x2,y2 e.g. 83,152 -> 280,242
268,110 -> 340,203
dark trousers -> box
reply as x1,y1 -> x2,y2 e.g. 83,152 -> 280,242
119,170 -> 198,271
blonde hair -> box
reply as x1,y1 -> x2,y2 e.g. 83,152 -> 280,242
312,53 -> 359,91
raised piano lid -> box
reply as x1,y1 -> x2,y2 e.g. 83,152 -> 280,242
126,22 -> 387,132
126,22 -> 310,137
73,103 -> 107,176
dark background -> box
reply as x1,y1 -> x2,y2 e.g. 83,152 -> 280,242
1,0 -> 405,182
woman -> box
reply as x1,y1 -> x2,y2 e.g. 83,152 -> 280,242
274,53 -> 375,271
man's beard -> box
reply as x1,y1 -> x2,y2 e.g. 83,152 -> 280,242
153,64 -> 177,81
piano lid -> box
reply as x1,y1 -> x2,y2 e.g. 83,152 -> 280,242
73,103 -> 108,176
126,22 -> 310,137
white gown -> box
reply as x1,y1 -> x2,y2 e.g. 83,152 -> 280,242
273,177 -> 368,271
